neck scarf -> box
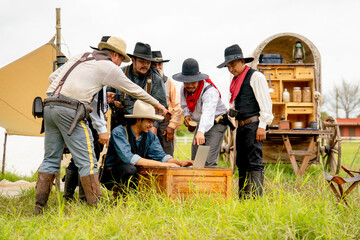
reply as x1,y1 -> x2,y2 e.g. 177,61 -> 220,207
229,65 -> 250,104
185,79 -> 221,112
127,124 -> 147,157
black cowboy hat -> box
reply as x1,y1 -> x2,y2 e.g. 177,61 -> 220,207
172,58 -> 209,83
127,42 -> 154,61
217,44 -> 254,68
151,51 -> 170,63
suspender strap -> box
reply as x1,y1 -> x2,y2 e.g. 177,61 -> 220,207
52,52 -> 94,96
146,75 -> 152,94
51,51 -> 112,97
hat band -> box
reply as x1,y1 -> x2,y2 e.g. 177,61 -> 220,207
182,71 -> 200,76
153,57 -> 163,60
225,54 -> 244,62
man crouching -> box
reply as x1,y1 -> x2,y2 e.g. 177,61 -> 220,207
100,100 -> 193,197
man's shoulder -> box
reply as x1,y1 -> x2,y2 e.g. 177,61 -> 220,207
112,125 -> 127,136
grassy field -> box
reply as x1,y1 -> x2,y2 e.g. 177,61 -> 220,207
1,142 -> 360,239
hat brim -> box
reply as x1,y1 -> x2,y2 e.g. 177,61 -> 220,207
152,58 -> 170,63
172,72 -> 209,83
124,114 -> 164,121
98,42 -> 131,63
128,53 -> 155,62
217,57 -> 254,68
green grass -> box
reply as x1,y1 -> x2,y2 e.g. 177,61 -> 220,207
1,142 -> 360,239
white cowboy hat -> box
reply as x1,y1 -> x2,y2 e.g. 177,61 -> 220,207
124,100 -> 164,121
94,36 -> 131,62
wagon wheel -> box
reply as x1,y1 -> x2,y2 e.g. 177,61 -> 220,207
220,122 -> 236,172
320,116 -> 342,174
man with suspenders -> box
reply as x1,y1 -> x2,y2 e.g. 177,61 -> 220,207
107,42 -> 167,133
33,36 -> 167,214
172,58 -> 229,167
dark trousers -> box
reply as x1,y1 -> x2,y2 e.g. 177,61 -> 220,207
235,121 -> 264,172
100,162 -> 139,191
157,120 -> 174,155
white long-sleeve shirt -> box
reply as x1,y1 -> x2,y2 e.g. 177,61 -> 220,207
47,52 -> 159,107
230,71 -> 273,129
181,81 -> 227,134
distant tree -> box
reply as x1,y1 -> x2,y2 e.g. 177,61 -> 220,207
325,79 -> 360,118
321,111 -> 328,119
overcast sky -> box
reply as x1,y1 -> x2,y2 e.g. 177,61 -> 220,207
1,0 -> 360,175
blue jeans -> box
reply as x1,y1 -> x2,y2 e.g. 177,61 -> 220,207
39,96 -> 97,177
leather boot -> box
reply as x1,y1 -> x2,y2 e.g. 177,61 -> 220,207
238,172 -> 251,199
78,174 -> 86,203
80,173 -> 102,205
63,168 -> 79,201
250,171 -> 264,198
33,172 -> 55,215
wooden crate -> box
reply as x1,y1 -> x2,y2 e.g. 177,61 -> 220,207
138,166 -> 232,199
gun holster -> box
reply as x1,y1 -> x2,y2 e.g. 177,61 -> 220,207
67,102 -> 91,136
216,114 -> 236,131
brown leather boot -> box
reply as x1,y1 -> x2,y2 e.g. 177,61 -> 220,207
33,172 -> 55,215
80,173 -> 102,205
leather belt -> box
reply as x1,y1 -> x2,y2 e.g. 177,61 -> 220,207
237,115 -> 259,127
43,98 -> 79,110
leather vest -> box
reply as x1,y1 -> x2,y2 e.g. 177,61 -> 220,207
234,68 -> 260,120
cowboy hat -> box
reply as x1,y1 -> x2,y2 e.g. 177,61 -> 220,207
151,51 -> 170,63
91,36 -> 131,62
127,42 -> 154,61
172,58 -> 209,83
124,100 -> 164,121
217,44 -> 254,68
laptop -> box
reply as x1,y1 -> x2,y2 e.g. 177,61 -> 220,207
192,145 -> 210,169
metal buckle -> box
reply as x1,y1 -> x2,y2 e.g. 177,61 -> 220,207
238,120 -> 245,127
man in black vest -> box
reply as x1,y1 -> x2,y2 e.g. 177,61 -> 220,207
217,44 -> 273,198
107,42 -> 167,134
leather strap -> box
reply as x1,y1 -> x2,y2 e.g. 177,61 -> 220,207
237,115 -> 259,127
43,98 -> 79,110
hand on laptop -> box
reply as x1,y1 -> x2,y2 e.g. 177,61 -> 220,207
180,160 -> 194,167
193,131 -> 205,145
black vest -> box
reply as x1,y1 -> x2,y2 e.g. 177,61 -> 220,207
234,69 -> 260,120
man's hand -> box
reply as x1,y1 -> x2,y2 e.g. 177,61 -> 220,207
114,100 -> 124,109
163,162 -> 180,168
193,131 -> 205,145
98,132 -> 110,147
180,160 -> 194,167
107,92 -> 116,103
163,127 -> 175,142
184,115 -> 192,127
155,104 -> 168,116
149,126 -> 157,135
256,128 -> 266,142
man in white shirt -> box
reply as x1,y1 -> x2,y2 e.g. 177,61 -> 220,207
217,44 -> 273,198
173,58 -> 228,167
33,36 -> 167,214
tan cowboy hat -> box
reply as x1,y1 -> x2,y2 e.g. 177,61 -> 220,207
125,100 -> 164,121
96,36 -> 131,62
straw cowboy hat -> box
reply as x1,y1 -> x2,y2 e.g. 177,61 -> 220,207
124,100 -> 164,121
172,58 -> 209,83
217,44 -> 254,68
127,42 -> 154,61
91,36 -> 131,62
151,51 -> 170,63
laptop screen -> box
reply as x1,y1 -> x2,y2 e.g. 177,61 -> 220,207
193,145 -> 210,168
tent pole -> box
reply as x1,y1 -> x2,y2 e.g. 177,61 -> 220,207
56,8 -> 61,56
2,133 -> 8,175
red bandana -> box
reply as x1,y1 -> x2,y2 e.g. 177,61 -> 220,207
229,65 -> 250,104
186,79 -> 221,113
